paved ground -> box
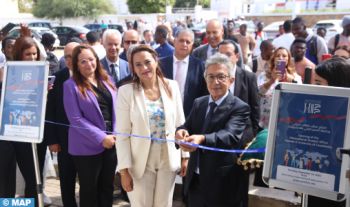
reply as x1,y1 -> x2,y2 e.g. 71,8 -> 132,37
45,177 -> 184,207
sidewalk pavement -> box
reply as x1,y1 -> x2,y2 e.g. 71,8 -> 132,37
44,177 -> 184,207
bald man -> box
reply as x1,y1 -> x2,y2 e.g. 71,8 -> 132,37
192,19 -> 244,67
119,29 -> 139,61
45,42 -> 80,207
192,19 -> 224,61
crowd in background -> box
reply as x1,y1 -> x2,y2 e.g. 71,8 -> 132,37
0,14 -> 349,207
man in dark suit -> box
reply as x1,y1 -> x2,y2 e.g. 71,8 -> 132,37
192,19 -> 244,68
176,53 -> 250,207
218,39 -> 260,207
119,29 -> 139,61
160,28 -> 207,117
45,42 -> 80,207
100,29 -> 131,87
218,40 -> 260,143
140,29 -> 156,48
192,19 -> 223,62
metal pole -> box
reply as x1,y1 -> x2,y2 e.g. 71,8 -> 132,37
302,194 -> 308,207
32,143 -> 44,207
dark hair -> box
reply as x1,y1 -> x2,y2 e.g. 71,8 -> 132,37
86,31 -> 100,44
68,37 -> 83,44
1,36 -> 16,50
143,29 -> 151,36
292,17 -> 306,26
283,20 -> 292,33
218,40 -> 239,54
291,38 -> 306,47
41,33 -> 56,48
240,24 -> 247,29
72,45 -> 115,97
13,36 -> 40,61
315,57 -> 350,87
260,39 -> 273,51
317,27 -> 326,33
155,25 -> 168,39
334,45 -> 350,55
129,44 -> 172,98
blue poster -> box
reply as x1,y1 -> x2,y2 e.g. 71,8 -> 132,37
0,62 -> 47,143
271,93 -> 348,192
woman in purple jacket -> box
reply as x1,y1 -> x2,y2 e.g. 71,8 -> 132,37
63,45 -> 117,207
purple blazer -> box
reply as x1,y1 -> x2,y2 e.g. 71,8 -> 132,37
63,78 -> 117,156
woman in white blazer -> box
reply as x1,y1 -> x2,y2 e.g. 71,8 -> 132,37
116,44 -> 188,207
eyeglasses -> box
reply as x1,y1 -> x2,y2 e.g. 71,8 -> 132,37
124,40 -> 138,44
78,57 -> 95,65
205,74 -> 229,82
64,55 -> 72,59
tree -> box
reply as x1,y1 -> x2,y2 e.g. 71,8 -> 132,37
32,0 -> 115,20
127,0 -> 175,13
174,0 -> 210,8
18,0 -> 34,13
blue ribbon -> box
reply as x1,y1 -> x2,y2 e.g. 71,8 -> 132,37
45,120 -> 266,154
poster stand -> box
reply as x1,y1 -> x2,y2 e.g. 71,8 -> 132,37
0,61 -> 49,207
263,83 -> 350,205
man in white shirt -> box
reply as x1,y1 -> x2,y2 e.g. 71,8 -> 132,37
272,20 -> 295,51
86,31 -> 106,60
248,40 -> 274,77
160,28 -> 207,117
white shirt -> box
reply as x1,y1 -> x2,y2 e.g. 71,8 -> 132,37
173,55 -> 189,102
247,55 -> 270,77
207,45 -> 217,59
272,33 -> 295,51
229,64 -> 237,94
106,58 -> 120,79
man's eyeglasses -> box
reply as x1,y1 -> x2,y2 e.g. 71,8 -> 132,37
205,74 -> 229,82
124,40 -> 138,44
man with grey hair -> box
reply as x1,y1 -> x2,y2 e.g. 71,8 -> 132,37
100,29 -> 130,87
176,53 -> 250,207
160,28 -> 207,117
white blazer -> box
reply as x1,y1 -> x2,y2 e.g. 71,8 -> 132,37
116,78 -> 187,179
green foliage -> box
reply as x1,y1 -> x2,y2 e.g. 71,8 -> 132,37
174,0 -> 210,8
33,0 -> 115,19
18,0 -> 34,13
127,0 -> 175,13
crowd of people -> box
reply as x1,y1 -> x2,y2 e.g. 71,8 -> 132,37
0,14 -> 349,207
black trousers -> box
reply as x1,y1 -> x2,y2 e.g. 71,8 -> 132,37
57,146 -> 78,207
188,174 -> 243,207
0,141 -> 46,207
188,174 -> 208,207
73,148 -> 117,207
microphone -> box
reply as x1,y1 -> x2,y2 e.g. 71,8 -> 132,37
304,66 -> 312,84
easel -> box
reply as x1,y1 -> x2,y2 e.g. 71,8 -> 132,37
0,61 -> 49,207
